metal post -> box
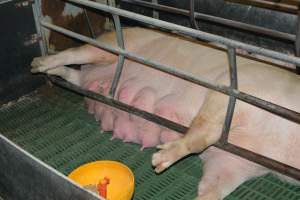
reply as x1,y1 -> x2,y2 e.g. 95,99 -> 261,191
295,4 -> 300,74
220,47 -> 238,144
189,0 -> 199,30
108,15 -> 125,97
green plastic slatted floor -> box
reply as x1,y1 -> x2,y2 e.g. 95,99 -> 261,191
0,86 -> 299,200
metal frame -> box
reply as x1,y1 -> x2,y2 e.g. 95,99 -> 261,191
34,0 -> 300,180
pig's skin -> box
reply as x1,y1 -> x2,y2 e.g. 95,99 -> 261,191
31,27 -> 300,199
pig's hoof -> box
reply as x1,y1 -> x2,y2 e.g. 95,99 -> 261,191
31,56 -> 53,73
152,140 -> 189,173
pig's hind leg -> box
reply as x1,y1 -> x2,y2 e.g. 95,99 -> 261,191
195,147 -> 267,200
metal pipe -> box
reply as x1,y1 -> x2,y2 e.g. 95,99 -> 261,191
40,21 -> 300,125
220,47 -> 238,144
227,0 -> 298,14
189,0 -> 199,30
109,15 -> 125,97
214,142 -> 300,181
120,0 -> 296,42
64,0 -> 300,65
49,76 -> 300,181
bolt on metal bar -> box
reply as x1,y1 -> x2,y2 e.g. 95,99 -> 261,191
109,14 -> 125,97
50,76 -> 188,133
65,0 -> 300,66
220,47 -> 238,144
214,142 -> 300,181
120,0 -> 296,42
40,21 -> 300,125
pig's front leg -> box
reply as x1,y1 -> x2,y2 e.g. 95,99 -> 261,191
152,92 -> 228,173
31,44 -> 116,73
195,147 -> 267,200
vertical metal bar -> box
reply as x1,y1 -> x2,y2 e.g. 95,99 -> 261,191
83,8 -> 96,39
220,47 -> 238,144
109,14 -> 125,97
152,0 -> 159,19
295,4 -> 300,74
189,0 -> 199,30
33,0 -> 48,56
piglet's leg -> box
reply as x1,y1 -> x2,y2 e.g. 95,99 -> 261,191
31,44 -> 116,73
196,147 -> 267,200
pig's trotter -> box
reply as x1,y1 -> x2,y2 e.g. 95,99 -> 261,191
152,138 -> 190,173
31,56 -> 57,73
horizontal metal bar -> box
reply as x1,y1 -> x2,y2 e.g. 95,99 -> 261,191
227,0 -> 298,14
120,0 -> 296,42
40,21 -> 300,125
50,76 -> 188,133
50,75 -> 300,181
64,0 -> 300,66
214,142 -> 300,181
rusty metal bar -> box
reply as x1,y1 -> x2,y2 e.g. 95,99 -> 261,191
120,0 -> 296,42
109,14 -> 125,97
220,47 -> 238,144
40,21 -> 300,126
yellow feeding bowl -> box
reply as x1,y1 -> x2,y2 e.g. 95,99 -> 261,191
68,160 -> 134,200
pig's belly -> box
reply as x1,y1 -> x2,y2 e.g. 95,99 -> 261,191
80,60 -> 208,148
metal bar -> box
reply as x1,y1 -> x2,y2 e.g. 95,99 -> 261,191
109,15 -> 125,97
83,8 -> 96,39
214,142 -> 300,181
220,47 -> 238,144
227,0 -> 298,14
189,0 -> 199,30
64,0 -> 300,65
295,3 -> 300,74
120,0 -> 296,42
50,76 -> 188,133
49,76 -> 300,181
33,0 -> 47,56
40,21 -> 300,125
